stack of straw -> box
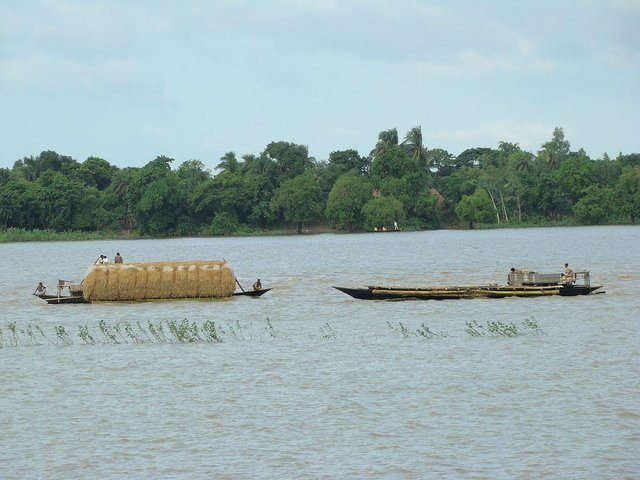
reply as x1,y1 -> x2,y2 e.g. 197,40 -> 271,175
82,260 -> 235,301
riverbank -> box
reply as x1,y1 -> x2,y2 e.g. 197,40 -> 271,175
1,219 -> 624,243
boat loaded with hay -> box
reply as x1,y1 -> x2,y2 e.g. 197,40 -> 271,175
38,260 -> 270,304
334,269 -> 603,301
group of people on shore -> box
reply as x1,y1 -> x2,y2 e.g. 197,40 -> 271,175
373,221 -> 400,232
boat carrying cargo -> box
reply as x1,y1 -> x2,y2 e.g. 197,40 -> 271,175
41,260 -> 238,303
334,269 -> 603,301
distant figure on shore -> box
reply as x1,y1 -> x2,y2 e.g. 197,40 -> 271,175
253,279 -> 262,291
33,282 -> 47,296
381,225 -> 387,232
374,226 -> 378,232
394,221 -> 399,231
114,252 -> 123,264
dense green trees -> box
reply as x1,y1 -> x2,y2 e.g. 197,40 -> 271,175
1,127 -> 638,237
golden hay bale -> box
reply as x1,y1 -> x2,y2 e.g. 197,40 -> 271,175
144,265 -> 157,299
83,265 -> 109,301
158,265 -> 176,299
106,265 -> 120,300
186,265 -> 199,297
82,260 -> 235,301
175,265 -> 196,298
117,264 -> 140,301
133,266 -> 148,300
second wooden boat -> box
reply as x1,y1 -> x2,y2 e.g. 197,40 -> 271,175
334,269 -> 603,301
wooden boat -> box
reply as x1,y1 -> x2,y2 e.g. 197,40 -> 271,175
334,270 -> 603,301
36,271 -> 270,304
42,295 -> 88,304
233,288 -> 271,297
40,289 -> 271,304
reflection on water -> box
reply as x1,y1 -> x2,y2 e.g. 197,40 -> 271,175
1,226 -> 639,479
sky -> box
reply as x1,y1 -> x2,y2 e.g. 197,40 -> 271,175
1,0 -> 639,171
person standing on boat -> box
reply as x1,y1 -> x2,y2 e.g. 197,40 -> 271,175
562,263 -> 574,284
33,282 -> 47,296
114,252 -> 123,264
253,279 -> 262,291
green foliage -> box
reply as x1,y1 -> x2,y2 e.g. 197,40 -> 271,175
325,175 -> 372,231
573,185 -> 615,224
370,146 -> 417,181
262,141 -> 314,182
465,318 -> 545,336
0,126 -> 638,237
209,212 -> 240,235
615,165 -> 640,222
454,188 -> 494,228
538,127 -> 570,168
128,156 -> 190,235
271,172 -> 324,233
414,190 -> 445,228
362,195 -> 405,230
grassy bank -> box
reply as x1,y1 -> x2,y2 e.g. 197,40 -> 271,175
0,228 -> 130,243
0,220 -> 617,243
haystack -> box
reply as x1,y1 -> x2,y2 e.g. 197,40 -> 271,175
82,260 -> 235,301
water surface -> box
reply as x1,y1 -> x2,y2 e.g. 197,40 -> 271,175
1,226 -> 638,479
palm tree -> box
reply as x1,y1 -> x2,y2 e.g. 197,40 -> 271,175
371,128 -> 399,159
216,152 -> 239,174
402,126 -> 428,168
110,169 -> 136,233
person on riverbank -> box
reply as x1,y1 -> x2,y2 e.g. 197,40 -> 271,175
33,282 -> 46,296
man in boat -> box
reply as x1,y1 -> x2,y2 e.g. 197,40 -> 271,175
253,279 -> 262,291
33,282 -> 47,296
114,252 -> 123,263
562,263 -> 575,284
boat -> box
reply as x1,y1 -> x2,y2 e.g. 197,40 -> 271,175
36,260 -> 268,304
233,288 -> 271,297
334,269 -> 603,301
42,295 -> 88,304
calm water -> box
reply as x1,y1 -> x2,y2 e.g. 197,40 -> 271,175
1,226 -> 639,479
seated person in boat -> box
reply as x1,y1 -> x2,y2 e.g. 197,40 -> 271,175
114,252 -> 123,264
253,279 -> 262,291
33,282 -> 47,296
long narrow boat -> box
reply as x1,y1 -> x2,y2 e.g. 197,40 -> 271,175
334,270 -> 603,301
42,295 -> 88,304
43,290 -> 272,304
35,260 -> 269,304
233,288 -> 271,297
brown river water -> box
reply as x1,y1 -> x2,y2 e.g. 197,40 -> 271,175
1,226 -> 638,479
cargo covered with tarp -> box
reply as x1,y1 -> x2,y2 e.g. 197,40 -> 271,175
82,260 -> 235,301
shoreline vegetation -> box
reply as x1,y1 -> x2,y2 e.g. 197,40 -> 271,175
2,127 -> 639,239
0,218 -> 610,243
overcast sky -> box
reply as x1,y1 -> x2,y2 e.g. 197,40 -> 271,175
1,0 -> 638,170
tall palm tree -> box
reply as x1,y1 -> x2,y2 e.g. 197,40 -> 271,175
402,125 -> 428,168
371,128 -> 399,159
216,152 -> 239,174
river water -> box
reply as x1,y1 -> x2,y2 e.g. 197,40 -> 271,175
0,226 -> 638,479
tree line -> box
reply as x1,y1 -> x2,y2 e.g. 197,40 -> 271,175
1,126 -> 639,236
